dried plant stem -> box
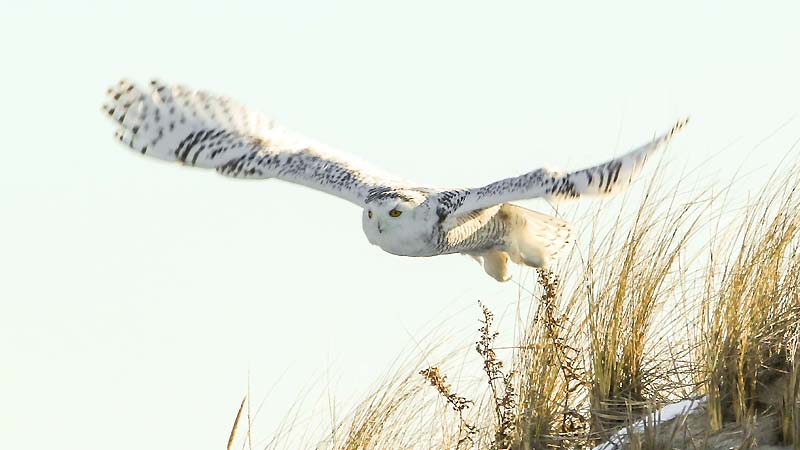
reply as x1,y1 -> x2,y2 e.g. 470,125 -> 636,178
419,366 -> 477,448
477,301 -> 518,450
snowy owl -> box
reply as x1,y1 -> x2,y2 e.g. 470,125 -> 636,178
103,79 -> 687,281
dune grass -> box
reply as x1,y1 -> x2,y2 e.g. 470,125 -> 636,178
230,162 -> 800,450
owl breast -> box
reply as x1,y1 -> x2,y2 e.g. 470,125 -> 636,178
362,219 -> 439,257
364,226 -> 439,257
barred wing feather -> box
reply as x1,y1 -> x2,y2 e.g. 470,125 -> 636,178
435,118 -> 688,217
103,79 -> 412,207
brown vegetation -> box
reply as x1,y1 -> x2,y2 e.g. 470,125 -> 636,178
231,164 -> 800,450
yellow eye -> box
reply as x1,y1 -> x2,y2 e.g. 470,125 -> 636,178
389,209 -> 402,218
368,210 -> 373,219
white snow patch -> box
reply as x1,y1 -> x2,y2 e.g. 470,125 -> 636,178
592,397 -> 705,450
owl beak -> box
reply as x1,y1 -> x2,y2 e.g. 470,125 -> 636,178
377,222 -> 383,234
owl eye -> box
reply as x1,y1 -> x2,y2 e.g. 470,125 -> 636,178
368,210 -> 373,219
389,209 -> 402,218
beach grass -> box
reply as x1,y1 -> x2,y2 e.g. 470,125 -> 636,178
230,163 -> 800,450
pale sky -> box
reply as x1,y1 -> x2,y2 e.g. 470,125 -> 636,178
3,1 -> 800,449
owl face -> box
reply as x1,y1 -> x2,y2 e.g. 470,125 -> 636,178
361,194 -> 432,256
363,198 -> 416,234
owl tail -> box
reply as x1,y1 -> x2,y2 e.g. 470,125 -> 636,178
501,204 -> 574,269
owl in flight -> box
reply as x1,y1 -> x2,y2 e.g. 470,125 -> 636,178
103,80 -> 687,281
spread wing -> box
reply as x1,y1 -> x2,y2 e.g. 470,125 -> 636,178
103,79 -> 413,207
432,118 -> 688,217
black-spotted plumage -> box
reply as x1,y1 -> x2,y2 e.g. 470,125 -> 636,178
103,79 -> 687,281
104,79 -> 415,207
436,117 -> 688,218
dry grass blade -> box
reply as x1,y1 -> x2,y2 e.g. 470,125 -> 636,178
228,396 -> 247,450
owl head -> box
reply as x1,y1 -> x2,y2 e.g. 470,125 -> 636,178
361,188 -> 431,255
